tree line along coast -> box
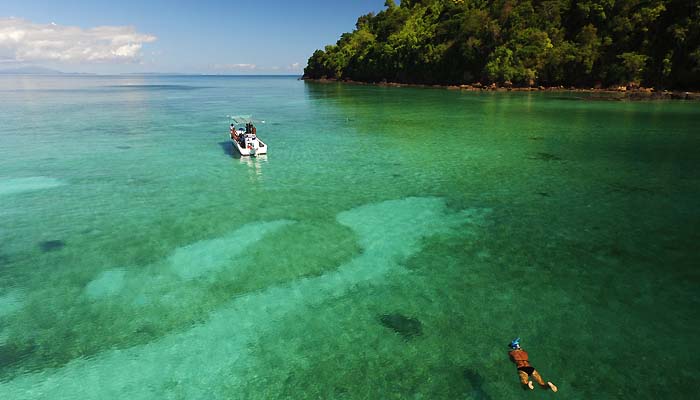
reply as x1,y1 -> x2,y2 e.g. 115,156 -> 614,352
303,0 -> 700,97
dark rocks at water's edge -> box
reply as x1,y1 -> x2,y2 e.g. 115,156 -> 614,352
379,313 -> 423,339
302,78 -> 700,101
39,240 -> 65,252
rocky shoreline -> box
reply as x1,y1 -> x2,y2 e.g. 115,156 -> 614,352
301,77 -> 700,101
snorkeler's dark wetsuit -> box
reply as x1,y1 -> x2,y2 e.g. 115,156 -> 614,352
508,349 -> 550,388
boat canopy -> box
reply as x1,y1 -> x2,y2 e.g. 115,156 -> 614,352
229,115 -> 253,125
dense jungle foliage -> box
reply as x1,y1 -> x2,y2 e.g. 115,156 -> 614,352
304,0 -> 700,88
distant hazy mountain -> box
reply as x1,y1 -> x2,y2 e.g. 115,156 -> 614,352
0,66 -> 64,75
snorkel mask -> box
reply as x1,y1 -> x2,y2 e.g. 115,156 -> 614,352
509,337 -> 521,350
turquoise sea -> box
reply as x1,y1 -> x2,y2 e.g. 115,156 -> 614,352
0,75 -> 698,399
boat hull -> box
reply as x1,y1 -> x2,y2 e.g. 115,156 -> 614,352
231,138 -> 267,156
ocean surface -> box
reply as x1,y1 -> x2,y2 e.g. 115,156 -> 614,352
0,75 -> 698,399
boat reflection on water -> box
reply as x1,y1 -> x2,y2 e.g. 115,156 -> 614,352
239,154 -> 267,181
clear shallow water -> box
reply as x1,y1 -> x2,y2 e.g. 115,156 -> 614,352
0,75 -> 698,399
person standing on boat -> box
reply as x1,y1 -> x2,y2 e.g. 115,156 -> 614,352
252,125 -> 257,135
508,338 -> 558,392
230,124 -> 236,140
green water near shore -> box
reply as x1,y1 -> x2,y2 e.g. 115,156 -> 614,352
1,76 -> 698,399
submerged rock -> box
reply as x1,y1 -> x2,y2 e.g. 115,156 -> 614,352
379,313 -> 423,339
463,369 -> 493,399
39,240 -> 65,252
0,342 -> 36,371
528,152 -> 562,161
0,253 -> 10,267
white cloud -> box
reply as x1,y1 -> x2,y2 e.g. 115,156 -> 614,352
231,63 -> 257,69
0,17 -> 156,64
213,63 -> 257,70
286,62 -> 302,72
209,63 -> 303,74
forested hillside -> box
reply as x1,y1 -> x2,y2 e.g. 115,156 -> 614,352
304,0 -> 700,89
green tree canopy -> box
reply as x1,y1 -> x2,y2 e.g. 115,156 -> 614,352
304,0 -> 700,89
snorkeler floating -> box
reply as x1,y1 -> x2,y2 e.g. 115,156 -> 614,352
508,338 -> 558,392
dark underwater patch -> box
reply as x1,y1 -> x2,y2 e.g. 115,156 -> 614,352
463,368 -> 493,400
0,253 -> 10,267
379,313 -> 423,339
552,95 -> 623,102
586,95 -> 624,101
528,152 -> 562,161
116,145 -> 132,150
126,178 -> 153,186
608,183 -> 656,195
134,324 -> 158,339
39,240 -> 65,252
0,342 -> 37,372
551,96 -> 585,101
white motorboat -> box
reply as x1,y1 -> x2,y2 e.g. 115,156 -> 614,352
228,115 -> 267,156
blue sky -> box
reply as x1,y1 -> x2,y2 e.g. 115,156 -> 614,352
0,0 -> 388,74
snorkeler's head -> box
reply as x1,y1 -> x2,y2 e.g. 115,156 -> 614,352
509,337 -> 521,350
